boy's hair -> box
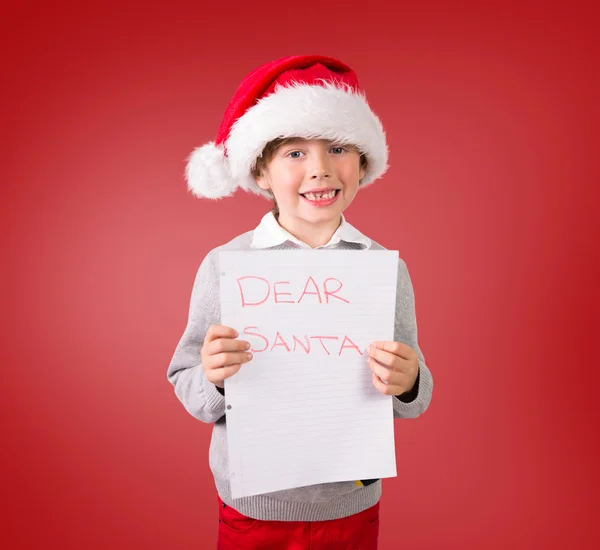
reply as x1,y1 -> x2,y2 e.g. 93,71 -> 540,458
251,138 -> 369,219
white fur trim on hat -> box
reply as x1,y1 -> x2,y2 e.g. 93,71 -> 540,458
226,80 -> 389,198
185,142 -> 239,199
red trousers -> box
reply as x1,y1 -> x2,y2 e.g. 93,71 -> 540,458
217,496 -> 379,550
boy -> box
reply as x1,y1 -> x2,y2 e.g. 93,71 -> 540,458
167,55 -> 434,549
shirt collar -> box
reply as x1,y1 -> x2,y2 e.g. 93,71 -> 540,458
250,211 -> 372,249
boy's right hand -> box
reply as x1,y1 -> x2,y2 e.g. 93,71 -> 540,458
201,325 -> 253,389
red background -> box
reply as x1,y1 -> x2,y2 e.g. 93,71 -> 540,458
2,1 -> 598,548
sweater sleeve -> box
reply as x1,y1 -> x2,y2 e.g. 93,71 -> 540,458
392,259 -> 434,419
166,251 -> 226,424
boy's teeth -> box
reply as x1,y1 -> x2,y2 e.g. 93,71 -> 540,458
304,190 -> 336,200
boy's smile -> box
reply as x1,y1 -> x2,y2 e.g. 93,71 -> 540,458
299,187 -> 341,207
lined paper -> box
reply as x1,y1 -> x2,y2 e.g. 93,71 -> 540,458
219,250 -> 399,499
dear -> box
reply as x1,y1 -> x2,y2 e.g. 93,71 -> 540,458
236,276 -> 351,307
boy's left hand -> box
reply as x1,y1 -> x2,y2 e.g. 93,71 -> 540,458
367,341 -> 419,396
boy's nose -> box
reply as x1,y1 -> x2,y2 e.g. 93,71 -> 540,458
309,158 -> 332,179
308,148 -> 332,179
310,168 -> 331,180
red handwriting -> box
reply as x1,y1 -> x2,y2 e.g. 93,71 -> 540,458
243,326 -> 269,352
323,278 -> 350,304
243,327 -> 363,356
237,276 -> 349,307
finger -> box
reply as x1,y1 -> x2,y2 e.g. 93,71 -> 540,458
367,357 -> 403,386
206,325 -> 238,342
371,372 -> 405,396
370,341 -> 416,361
367,345 -> 404,370
221,364 -> 243,380
205,338 -> 250,357
205,351 -> 253,370
206,363 -> 242,385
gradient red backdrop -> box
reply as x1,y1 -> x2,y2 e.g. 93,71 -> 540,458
2,1 -> 598,549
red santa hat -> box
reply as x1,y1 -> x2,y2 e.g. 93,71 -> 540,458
185,55 -> 389,199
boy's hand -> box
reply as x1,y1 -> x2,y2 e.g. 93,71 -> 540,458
367,341 -> 419,397
201,325 -> 253,389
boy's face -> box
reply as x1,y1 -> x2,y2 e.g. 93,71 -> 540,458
254,138 -> 366,229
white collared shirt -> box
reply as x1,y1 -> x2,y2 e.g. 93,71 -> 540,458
250,211 -> 372,250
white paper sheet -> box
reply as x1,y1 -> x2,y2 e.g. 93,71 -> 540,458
219,250 -> 399,498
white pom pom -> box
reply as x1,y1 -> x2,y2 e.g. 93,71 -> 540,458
185,142 -> 239,199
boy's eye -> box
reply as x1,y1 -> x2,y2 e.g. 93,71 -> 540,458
285,146 -> 347,158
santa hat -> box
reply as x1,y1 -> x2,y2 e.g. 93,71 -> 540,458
185,55 -> 389,199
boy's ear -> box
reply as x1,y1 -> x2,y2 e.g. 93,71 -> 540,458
254,171 -> 271,191
359,164 -> 366,182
